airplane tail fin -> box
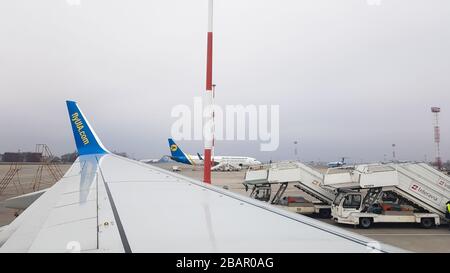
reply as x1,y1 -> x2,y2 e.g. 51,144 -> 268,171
168,138 -> 187,158
66,101 -> 109,156
197,153 -> 204,161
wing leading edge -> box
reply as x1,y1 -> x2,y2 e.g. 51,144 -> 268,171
0,102 -> 403,253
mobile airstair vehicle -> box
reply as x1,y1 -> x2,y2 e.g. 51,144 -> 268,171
324,163 -> 450,228
244,161 -> 336,218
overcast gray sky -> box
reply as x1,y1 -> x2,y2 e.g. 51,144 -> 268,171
1,0 -> 449,163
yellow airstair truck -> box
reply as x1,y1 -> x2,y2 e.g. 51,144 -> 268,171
325,162 -> 450,229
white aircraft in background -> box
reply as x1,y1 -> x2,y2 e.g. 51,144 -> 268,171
0,101 -> 399,252
327,157 -> 347,168
168,138 -> 261,167
139,158 -> 160,164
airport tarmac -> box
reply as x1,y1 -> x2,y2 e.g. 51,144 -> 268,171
0,162 -> 449,252
0,163 -> 72,228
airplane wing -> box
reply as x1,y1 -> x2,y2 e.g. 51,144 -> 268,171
0,101 -> 402,253
3,189 -> 47,210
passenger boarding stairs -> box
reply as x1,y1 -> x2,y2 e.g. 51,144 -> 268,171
244,161 -> 336,205
323,163 -> 450,219
0,163 -> 23,195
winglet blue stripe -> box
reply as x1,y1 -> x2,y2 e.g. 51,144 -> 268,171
66,100 -> 108,155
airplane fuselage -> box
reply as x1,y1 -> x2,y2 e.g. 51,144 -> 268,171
167,138 -> 261,167
172,154 -> 261,167
327,162 -> 345,168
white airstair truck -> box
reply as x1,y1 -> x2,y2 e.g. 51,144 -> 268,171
324,163 -> 450,229
244,161 -> 337,218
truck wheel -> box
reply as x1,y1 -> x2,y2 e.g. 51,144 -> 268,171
359,218 -> 373,229
319,209 -> 331,219
420,218 -> 435,229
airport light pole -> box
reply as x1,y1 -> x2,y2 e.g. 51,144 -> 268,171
431,107 -> 442,169
392,144 -> 396,161
294,140 -> 299,161
203,0 -> 214,184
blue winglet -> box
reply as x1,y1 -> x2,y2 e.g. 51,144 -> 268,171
66,101 -> 108,155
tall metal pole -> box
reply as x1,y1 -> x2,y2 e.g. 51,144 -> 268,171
392,144 -> 396,161
293,140 -> 299,161
203,0 -> 214,184
431,107 -> 442,169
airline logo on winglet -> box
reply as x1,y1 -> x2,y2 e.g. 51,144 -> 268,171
71,112 -> 90,145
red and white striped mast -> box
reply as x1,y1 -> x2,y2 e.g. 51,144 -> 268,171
431,107 -> 442,169
203,0 -> 214,184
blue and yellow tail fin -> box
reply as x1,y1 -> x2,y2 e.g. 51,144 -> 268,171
66,101 -> 109,155
168,138 -> 185,158
168,138 -> 192,164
